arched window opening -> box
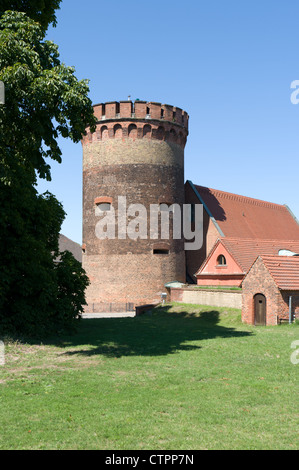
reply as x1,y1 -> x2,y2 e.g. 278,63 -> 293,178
143,124 -> 151,139
101,125 -> 108,140
157,126 -> 165,140
217,255 -> 226,265
114,124 -> 122,139
169,129 -> 177,143
128,124 -> 137,139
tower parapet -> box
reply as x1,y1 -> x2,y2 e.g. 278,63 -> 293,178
83,100 -> 189,148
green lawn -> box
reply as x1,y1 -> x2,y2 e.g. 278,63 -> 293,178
0,303 -> 298,450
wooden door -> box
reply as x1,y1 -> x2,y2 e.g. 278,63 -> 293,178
254,294 -> 266,326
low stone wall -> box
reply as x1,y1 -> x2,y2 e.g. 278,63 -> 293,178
170,287 -> 242,309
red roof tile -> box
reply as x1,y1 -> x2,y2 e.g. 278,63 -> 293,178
219,238 -> 299,273
194,185 -> 299,240
260,255 -> 299,290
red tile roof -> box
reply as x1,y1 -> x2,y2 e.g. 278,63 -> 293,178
260,255 -> 299,290
219,238 -> 299,273
194,185 -> 299,240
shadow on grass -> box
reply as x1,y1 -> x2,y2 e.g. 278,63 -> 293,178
46,305 -> 253,358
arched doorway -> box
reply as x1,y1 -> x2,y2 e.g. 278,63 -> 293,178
254,294 -> 266,326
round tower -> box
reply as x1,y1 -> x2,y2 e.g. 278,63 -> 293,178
82,100 -> 189,312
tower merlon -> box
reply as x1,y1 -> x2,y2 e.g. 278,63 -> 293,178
92,100 -> 189,130
84,101 -> 189,148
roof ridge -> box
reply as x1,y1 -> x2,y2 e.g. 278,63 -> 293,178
243,255 -> 299,290
194,185 -> 286,210
221,237 -> 299,245
261,254 -> 299,260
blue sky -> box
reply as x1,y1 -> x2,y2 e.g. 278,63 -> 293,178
37,0 -> 299,244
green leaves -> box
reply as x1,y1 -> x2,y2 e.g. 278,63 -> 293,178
0,9 -> 94,336
0,0 -> 62,31
0,11 -> 96,181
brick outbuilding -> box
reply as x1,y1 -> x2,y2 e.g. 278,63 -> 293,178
242,255 -> 299,325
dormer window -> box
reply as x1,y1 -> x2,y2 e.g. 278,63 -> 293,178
217,255 -> 226,266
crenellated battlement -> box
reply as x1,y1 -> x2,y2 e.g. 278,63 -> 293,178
84,100 -> 189,149
93,100 -> 189,130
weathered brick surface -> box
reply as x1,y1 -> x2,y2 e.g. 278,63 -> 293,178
242,257 -> 299,325
170,287 -> 242,309
184,181 -> 220,282
280,291 -> 299,320
82,101 -> 188,312
242,257 -> 280,325
83,252 -> 186,312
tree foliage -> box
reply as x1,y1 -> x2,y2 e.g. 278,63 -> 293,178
0,10 -> 95,336
0,10 -> 96,181
0,0 -> 62,30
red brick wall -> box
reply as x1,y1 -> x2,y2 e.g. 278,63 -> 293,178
242,257 -> 281,325
170,288 -> 184,302
280,291 -> 299,321
82,101 -> 189,312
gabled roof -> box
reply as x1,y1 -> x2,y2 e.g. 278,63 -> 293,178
196,237 -> 299,275
195,238 -> 243,275
259,255 -> 299,290
59,234 -> 82,263
190,183 -> 299,240
219,238 -> 299,273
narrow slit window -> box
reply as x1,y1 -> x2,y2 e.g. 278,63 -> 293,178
153,249 -> 169,255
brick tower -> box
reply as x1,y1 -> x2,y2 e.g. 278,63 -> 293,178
82,100 -> 189,312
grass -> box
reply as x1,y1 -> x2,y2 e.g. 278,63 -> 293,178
0,303 -> 298,450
